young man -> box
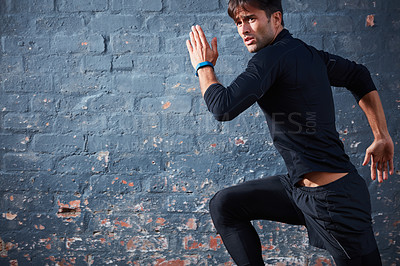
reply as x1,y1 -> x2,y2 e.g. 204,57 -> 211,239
186,0 -> 394,265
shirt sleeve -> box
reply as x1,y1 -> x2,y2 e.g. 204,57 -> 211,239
316,50 -> 377,102
203,51 -> 280,121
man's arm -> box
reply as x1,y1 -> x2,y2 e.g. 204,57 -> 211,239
359,90 -> 394,182
186,25 -> 220,96
316,49 -> 394,182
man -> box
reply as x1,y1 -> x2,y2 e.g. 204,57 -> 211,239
186,0 -> 394,265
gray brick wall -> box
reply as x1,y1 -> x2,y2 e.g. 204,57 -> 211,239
0,0 -> 399,265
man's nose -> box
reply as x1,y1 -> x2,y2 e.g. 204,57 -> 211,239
240,23 -> 250,35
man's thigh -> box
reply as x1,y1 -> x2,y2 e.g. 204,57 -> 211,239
214,174 -> 306,225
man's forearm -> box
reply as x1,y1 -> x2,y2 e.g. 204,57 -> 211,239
197,66 -> 220,97
358,90 -> 389,139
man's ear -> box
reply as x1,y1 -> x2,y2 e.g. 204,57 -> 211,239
272,11 -> 283,27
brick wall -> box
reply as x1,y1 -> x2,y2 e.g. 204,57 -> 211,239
0,0 -> 399,265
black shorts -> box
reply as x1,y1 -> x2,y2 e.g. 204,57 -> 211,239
280,171 -> 378,259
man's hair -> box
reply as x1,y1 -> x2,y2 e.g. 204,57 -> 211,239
228,0 -> 284,26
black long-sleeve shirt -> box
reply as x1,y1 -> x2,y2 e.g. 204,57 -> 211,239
203,29 -> 377,186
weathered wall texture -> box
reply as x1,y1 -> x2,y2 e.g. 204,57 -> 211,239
0,0 -> 399,265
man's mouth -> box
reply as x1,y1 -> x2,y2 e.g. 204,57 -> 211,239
244,37 -> 255,45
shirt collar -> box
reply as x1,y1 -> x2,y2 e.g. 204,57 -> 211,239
271,28 -> 291,45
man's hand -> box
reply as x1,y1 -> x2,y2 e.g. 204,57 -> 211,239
186,25 -> 218,69
362,135 -> 394,183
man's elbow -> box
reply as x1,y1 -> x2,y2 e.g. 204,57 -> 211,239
212,113 -> 236,122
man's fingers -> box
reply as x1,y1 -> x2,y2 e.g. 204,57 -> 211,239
211,37 -> 218,53
189,31 -> 196,48
196,25 -> 210,48
192,26 -> 202,49
186,39 -> 193,53
383,161 -> 388,180
370,157 -> 376,181
377,161 -> 383,183
389,159 -> 394,175
362,150 -> 371,166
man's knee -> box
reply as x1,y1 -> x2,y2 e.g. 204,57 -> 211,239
209,188 -> 237,221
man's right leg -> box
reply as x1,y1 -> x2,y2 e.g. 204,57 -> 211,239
209,175 -> 305,266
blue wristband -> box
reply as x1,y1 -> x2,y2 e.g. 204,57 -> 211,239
195,61 -> 214,77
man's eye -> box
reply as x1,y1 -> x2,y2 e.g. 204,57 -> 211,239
236,22 -> 242,26
249,18 -> 255,22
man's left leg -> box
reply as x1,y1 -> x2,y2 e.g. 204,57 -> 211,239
209,175 -> 306,266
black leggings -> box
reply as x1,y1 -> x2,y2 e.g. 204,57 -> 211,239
208,175 -> 382,266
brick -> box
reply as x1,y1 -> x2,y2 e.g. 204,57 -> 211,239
167,175 -> 215,194
293,34 -> 323,50
282,0 -> 328,12
0,134 -> 29,152
86,93 -> 134,113
35,16 -> 85,35
1,192 -> 54,215
160,113 -> 198,135
7,0 -> 54,13
144,175 -> 169,193
30,172 -> 87,192
168,0 -> 219,12
167,195 -> 210,213
194,113 -> 222,134
195,15 -> 235,34
323,33 -> 379,56
56,154 -> 109,174
138,213 -> 201,233
111,33 -> 160,54
3,113 -> 53,132
308,254 -> 335,265
0,93 -> 29,112
113,74 -> 165,95
165,75 -> 200,96
58,0 -> 108,12
140,96 -> 192,114
283,13 -> 306,33
53,113 -> 108,134
0,56 -> 23,73
335,0 -> 379,10
134,55 -> 185,74
388,34 -> 400,53
3,152 -> 54,171
88,14 -> 143,33
25,55 -> 80,73
0,14 -> 32,36
0,1 -> 6,13
52,34 -> 105,54
214,55 -> 249,75
55,73 -> 111,95
112,55 -> 134,71
2,36 -> 50,55
32,134 -> 84,154
219,34 -> 250,55
144,15 -> 194,35
161,134 -> 195,153
81,55 -> 111,72
305,15 -> 354,33
0,172 -> 35,192
30,94 -> 57,112
90,174 -> 142,194
87,135 -> 140,153
165,36 -> 191,55
110,154 -> 162,174
3,75 -> 52,93
111,0 -> 163,12
125,235 -> 168,253
107,114 -> 161,135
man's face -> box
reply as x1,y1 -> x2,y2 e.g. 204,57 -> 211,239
234,4 -> 277,53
